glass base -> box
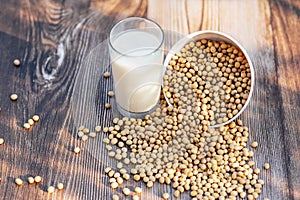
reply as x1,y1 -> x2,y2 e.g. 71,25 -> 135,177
117,103 -> 158,119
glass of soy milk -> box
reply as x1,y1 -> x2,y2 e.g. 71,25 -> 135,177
108,17 -> 164,118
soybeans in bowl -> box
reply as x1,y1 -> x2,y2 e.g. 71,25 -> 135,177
163,31 -> 254,127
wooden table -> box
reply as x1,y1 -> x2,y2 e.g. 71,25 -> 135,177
0,0 -> 299,199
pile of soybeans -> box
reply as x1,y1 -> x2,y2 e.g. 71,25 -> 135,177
102,39 -> 265,200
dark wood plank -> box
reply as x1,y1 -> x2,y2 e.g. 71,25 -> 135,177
269,0 -> 300,199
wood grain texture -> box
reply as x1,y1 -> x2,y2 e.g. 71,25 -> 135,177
268,1 -> 300,199
0,0 -> 299,200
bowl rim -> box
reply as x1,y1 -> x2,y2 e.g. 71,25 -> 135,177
163,30 -> 255,128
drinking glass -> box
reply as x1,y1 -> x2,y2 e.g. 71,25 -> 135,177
108,17 -> 164,118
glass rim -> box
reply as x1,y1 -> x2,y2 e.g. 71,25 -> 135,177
108,17 -> 164,57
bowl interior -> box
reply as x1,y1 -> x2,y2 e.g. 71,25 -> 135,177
163,31 -> 255,128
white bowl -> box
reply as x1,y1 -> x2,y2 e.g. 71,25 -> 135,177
163,30 -> 255,128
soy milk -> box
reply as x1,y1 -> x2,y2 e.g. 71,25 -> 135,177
110,30 -> 163,113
